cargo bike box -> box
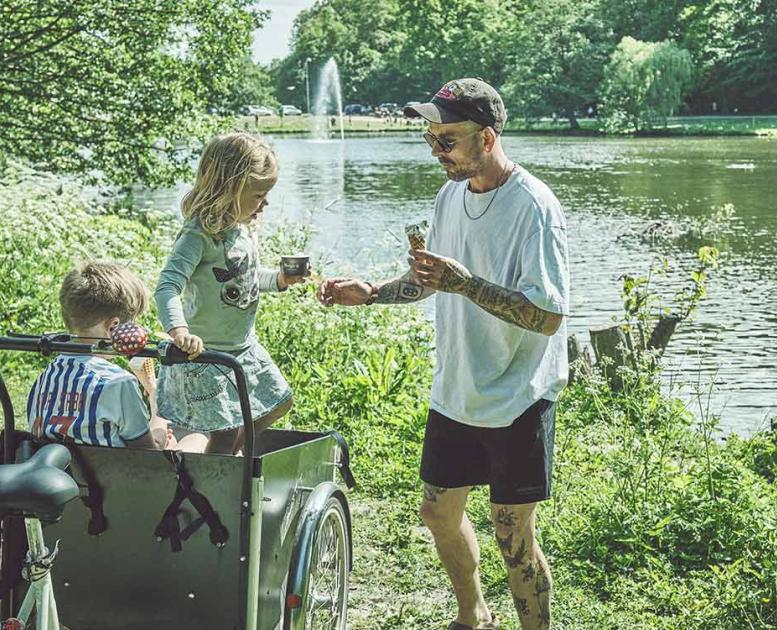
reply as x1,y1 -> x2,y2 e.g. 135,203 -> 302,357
0,333 -> 355,630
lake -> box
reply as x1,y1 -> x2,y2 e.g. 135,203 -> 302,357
136,133 -> 777,436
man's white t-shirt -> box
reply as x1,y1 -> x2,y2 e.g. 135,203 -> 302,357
426,165 -> 570,428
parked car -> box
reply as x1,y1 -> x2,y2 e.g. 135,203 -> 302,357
243,105 -> 275,116
377,102 -> 399,117
344,103 -> 367,115
279,104 -> 303,116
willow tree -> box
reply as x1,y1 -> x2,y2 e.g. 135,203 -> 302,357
0,0 -> 267,186
599,37 -> 694,133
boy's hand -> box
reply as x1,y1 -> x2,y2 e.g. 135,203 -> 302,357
168,326 -> 204,359
277,262 -> 312,290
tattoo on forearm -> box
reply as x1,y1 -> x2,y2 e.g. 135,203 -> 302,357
439,263 -> 470,293
463,275 -> 557,334
376,271 -> 432,304
423,485 -> 448,503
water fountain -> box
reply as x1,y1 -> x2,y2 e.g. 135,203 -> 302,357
311,57 -> 345,141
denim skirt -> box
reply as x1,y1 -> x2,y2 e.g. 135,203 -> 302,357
157,341 -> 292,432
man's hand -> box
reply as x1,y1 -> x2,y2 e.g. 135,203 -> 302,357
168,326 -> 204,359
316,277 -> 372,307
408,249 -> 472,293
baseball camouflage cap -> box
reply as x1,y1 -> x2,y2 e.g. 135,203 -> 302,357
404,78 -> 507,134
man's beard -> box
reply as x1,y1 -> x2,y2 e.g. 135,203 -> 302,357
439,152 -> 486,182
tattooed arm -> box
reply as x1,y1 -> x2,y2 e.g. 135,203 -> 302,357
375,267 -> 435,304
316,266 -> 434,307
409,250 -> 563,335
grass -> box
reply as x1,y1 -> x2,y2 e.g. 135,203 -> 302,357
241,114 -> 777,137
1,163 -> 775,629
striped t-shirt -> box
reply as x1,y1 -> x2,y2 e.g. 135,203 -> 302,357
27,354 -> 150,447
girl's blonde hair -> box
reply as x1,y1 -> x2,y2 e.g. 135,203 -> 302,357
182,132 -> 278,235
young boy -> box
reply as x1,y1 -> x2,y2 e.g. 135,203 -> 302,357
27,261 -> 167,449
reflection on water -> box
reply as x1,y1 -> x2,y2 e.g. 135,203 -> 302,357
135,134 -> 777,436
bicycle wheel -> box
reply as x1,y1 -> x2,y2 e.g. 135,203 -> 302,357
301,497 -> 349,630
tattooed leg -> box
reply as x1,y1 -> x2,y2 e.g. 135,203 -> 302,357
420,484 -> 493,627
491,503 -> 552,630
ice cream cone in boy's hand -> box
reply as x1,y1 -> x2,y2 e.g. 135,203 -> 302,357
405,220 -> 429,251
129,356 -> 158,416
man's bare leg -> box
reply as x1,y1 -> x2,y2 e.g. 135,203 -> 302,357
491,502 -> 551,629
419,484 -> 493,627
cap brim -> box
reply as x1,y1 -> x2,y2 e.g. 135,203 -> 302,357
403,102 -> 466,124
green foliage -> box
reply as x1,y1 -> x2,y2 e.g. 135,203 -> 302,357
275,0 -> 512,107
500,0 -> 612,128
1,168 -> 774,629
680,0 -> 777,112
220,57 -> 279,114
600,37 -> 695,133
0,0 -> 268,186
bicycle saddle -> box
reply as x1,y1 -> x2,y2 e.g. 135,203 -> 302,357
0,443 -> 79,522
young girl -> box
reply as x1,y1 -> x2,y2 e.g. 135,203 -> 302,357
155,132 -> 305,454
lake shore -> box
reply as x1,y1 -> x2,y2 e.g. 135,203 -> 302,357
245,114 -> 777,137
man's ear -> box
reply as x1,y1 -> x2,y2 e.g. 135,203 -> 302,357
483,127 -> 498,152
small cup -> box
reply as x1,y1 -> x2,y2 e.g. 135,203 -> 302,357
280,254 -> 311,277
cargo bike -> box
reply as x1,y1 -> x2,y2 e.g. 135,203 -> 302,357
0,332 -> 356,630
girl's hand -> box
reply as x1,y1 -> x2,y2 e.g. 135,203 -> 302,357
168,326 -> 204,359
277,262 -> 312,289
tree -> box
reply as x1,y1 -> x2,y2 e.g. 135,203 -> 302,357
276,0 -> 513,107
274,0 -> 403,108
0,0 -> 268,186
221,58 -> 279,113
680,0 -> 777,112
599,37 -> 694,133
500,0 -> 612,129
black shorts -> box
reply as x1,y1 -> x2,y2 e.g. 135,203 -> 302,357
420,399 -> 556,505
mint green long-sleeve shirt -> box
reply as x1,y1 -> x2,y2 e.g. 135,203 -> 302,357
155,220 -> 281,351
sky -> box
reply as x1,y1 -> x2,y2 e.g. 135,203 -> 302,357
252,0 -> 317,65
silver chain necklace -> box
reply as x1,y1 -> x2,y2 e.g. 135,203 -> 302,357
463,161 -> 514,220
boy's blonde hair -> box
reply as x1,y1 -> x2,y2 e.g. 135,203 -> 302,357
182,132 -> 279,235
60,261 -> 150,332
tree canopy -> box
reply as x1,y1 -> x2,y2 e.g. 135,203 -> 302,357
277,0 -> 777,119
0,0 -> 267,186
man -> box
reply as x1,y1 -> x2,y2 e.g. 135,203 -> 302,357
316,78 -> 569,630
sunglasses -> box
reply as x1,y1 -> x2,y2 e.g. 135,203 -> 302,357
423,127 -> 484,153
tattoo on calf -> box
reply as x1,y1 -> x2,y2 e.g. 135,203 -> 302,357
496,532 -> 528,568
495,507 -> 517,528
521,562 -> 536,583
534,571 -> 552,628
423,485 -> 448,503
512,595 -> 531,617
